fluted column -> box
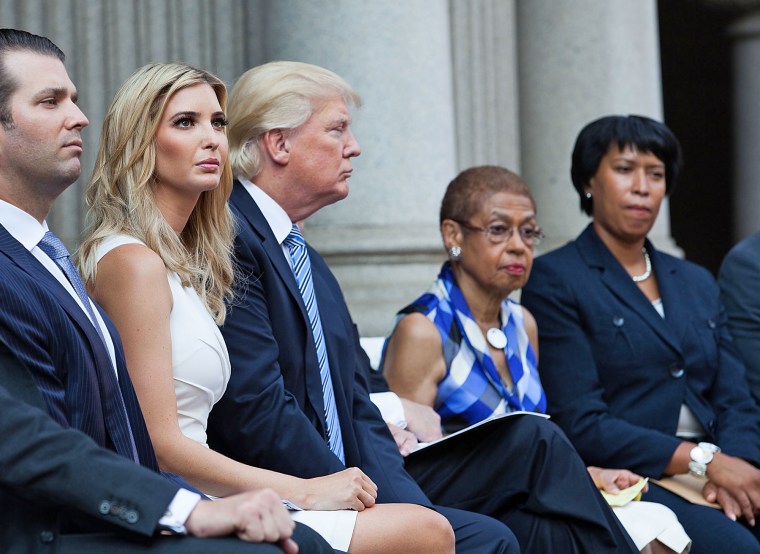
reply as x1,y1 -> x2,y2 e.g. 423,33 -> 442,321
729,10 -> 760,239
0,0 -> 260,248
516,0 -> 679,255
264,1 -> 458,335
450,0 -> 521,172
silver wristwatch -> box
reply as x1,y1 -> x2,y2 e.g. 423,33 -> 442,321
688,442 -> 721,478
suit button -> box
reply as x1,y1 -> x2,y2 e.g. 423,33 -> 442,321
669,365 -> 685,378
613,316 -> 624,327
39,530 -> 54,543
99,501 -> 111,515
126,510 -> 139,524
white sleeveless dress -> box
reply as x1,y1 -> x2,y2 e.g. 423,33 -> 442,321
96,235 -> 356,551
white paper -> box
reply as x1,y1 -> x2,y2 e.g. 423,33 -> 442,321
410,410 -> 550,453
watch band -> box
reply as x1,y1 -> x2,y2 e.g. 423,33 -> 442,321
688,442 -> 720,478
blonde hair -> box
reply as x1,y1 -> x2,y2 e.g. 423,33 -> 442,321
78,63 -> 235,324
228,61 -> 361,179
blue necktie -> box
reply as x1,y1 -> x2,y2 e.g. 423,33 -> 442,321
37,230 -> 140,462
284,225 -> 345,463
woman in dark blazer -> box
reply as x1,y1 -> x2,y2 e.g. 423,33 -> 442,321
522,115 -> 760,553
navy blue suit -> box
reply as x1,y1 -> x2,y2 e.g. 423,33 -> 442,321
209,181 -> 520,554
719,230 -> 760,405
0,225 -> 331,553
209,181 -> 637,554
522,224 -> 760,553
0,224 -> 157,467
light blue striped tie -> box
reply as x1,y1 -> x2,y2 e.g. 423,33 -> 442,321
284,225 -> 345,463
37,230 -> 140,462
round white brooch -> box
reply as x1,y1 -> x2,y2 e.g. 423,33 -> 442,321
486,327 -> 507,349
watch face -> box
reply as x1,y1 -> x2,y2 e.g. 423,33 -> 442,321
690,445 -> 714,464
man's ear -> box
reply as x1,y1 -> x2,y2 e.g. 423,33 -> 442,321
262,129 -> 290,166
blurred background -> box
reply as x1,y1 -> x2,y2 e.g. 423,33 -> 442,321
3,0 -> 756,335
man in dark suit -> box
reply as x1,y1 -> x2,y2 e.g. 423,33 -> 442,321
209,60 -> 637,553
719,230 -> 760,404
0,28 -> 330,553
0,337 -> 324,553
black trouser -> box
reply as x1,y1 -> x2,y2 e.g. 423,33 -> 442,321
405,414 -> 638,554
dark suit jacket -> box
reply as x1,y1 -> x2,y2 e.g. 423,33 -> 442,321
521,224 -> 760,477
719,230 -> 760,405
0,338 -> 179,552
208,180 -> 431,506
0,224 -> 158,469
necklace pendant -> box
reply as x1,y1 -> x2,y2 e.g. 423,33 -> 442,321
486,327 -> 507,349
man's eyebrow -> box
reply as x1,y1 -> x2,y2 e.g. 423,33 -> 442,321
34,87 -> 79,102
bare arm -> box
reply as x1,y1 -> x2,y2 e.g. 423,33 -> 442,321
91,244 -> 376,510
383,313 -> 446,408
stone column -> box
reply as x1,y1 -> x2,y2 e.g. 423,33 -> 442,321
450,0 -> 521,172
263,1 -> 458,336
0,0 -> 260,248
729,11 -> 760,240
516,0 -> 679,255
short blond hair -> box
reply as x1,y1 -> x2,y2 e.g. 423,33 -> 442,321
228,61 -> 361,180
78,63 -> 235,324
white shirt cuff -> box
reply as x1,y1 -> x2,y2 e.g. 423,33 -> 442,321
370,391 -> 407,429
158,488 -> 202,534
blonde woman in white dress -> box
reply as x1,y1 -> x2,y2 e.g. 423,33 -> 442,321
78,63 -> 454,554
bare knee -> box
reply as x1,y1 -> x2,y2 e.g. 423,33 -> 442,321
419,509 -> 455,554
350,503 -> 455,554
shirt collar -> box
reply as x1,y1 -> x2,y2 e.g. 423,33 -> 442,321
0,199 -> 49,251
239,178 -> 293,246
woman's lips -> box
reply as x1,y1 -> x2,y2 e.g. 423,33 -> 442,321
626,204 -> 651,217
196,158 -> 220,171
503,263 -> 525,275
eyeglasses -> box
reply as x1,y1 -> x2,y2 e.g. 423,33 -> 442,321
453,220 -> 545,246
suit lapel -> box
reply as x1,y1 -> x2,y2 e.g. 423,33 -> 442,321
650,251 -> 691,348
99,306 -> 159,470
0,225 -> 156,467
0,225 -> 112,366
230,182 -> 329,432
578,225 -> 682,356
230,183 -> 311,323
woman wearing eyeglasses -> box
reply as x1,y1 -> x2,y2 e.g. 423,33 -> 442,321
381,165 -> 690,553
383,165 -> 546,429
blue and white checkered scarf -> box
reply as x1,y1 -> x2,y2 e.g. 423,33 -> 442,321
393,262 -> 547,425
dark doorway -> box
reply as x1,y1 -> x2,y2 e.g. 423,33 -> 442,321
659,0 -> 736,274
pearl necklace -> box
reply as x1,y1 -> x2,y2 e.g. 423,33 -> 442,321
631,248 -> 652,283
